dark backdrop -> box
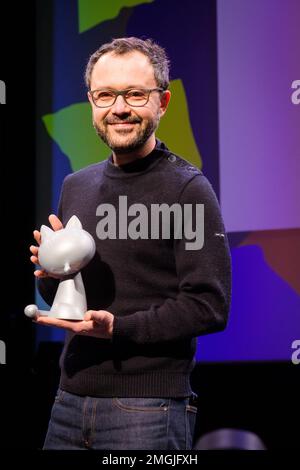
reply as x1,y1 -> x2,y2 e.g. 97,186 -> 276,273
0,1 -> 298,451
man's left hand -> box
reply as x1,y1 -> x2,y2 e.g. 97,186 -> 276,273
35,310 -> 114,339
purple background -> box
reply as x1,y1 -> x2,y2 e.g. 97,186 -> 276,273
218,0 -> 300,232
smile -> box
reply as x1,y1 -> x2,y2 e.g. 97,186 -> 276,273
110,123 -> 137,127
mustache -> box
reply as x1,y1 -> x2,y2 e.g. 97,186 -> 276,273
105,117 -> 142,125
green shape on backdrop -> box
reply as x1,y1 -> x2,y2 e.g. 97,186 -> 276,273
42,79 -> 201,171
43,103 -> 111,172
157,79 -> 202,168
78,0 -> 154,33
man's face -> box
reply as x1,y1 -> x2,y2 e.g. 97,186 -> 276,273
88,51 -> 170,154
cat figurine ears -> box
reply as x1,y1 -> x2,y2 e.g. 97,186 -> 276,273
40,215 -> 82,240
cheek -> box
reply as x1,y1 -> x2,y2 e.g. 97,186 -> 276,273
92,107 -> 107,123
134,107 -> 155,122
145,102 -> 161,118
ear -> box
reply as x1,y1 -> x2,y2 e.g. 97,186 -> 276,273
40,225 -> 55,241
65,215 -> 82,229
87,91 -> 93,106
159,90 -> 171,118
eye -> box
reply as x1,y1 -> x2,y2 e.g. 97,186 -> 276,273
126,89 -> 147,100
94,90 -> 115,101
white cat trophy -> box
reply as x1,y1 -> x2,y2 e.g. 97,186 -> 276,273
24,215 -> 96,320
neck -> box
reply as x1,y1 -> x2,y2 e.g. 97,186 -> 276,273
112,135 -> 156,166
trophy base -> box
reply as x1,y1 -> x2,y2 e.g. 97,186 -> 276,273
49,301 -> 86,320
24,304 -> 85,321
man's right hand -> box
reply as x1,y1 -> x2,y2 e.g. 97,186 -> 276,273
29,214 -> 63,279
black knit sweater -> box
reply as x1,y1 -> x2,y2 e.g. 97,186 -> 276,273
38,140 -> 231,397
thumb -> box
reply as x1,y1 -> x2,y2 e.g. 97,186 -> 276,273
90,310 -> 107,322
84,310 -> 94,321
49,214 -> 64,231
84,310 -> 106,322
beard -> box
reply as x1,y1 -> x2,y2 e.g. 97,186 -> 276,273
93,112 -> 160,154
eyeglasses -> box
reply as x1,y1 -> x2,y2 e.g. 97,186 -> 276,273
89,87 -> 165,108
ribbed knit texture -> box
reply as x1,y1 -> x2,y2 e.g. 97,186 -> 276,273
38,140 -> 231,397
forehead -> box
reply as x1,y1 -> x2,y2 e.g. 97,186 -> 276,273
90,51 -> 156,90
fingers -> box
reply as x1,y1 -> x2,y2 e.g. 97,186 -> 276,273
35,316 -> 94,334
30,245 -> 38,255
30,245 -> 42,273
84,310 -> 93,321
74,321 -> 94,334
30,255 -> 39,265
49,214 -> 63,231
35,317 -> 73,328
33,230 -> 41,245
33,269 -> 48,278
33,268 -> 63,280
85,310 -> 114,337
30,244 -> 42,273
30,215 -> 63,276
30,244 -> 47,277
33,314 -> 112,339
84,310 -> 104,322
87,310 -> 110,322
86,310 -> 99,321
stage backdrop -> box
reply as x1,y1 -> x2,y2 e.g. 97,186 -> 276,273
35,0 -> 300,361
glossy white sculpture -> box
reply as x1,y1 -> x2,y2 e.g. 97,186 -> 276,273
24,215 -> 96,320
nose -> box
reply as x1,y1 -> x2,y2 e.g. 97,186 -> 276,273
111,94 -> 131,115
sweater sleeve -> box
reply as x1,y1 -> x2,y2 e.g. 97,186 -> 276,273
112,174 -> 232,344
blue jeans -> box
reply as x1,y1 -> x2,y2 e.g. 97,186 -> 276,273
43,389 -> 198,450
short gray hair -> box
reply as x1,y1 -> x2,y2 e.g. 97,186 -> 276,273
85,37 -> 170,90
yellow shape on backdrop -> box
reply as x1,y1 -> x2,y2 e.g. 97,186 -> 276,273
43,103 -> 111,172
78,0 -> 154,33
157,79 -> 202,168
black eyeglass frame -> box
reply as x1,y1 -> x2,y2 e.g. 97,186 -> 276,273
88,87 -> 166,108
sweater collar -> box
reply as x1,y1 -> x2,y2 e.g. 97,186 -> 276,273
104,139 -> 168,178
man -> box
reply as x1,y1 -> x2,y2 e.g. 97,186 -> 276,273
30,37 -> 231,450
